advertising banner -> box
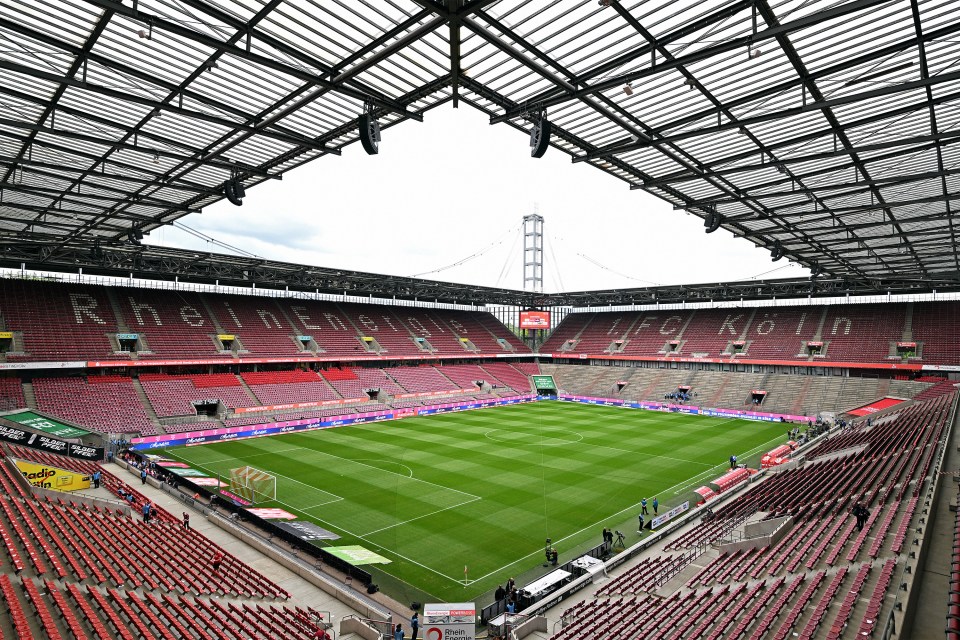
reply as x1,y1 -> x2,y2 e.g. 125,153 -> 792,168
700,408 -> 810,422
650,501 -> 689,530
3,411 -> 90,439
246,507 -> 296,520
131,395 -> 539,450
326,545 -> 391,565
424,603 -> 476,640
274,521 -> 340,541
0,425 -> 102,460
14,459 -> 91,492
0,361 -> 86,371
67,443 -> 102,461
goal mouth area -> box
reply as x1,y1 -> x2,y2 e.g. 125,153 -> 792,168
228,465 -> 277,504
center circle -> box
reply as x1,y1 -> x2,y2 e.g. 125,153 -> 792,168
483,428 -> 583,446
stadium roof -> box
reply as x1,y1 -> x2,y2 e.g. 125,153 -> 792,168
1,237 -> 954,307
2,0 -> 960,294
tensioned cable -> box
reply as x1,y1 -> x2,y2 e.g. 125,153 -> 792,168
737,262 -> 799,280
410,222 -> 522,278
495,225 -> 523,288
170,221 -> 262,258
576,252 -> 662,286
546,233 -> 565,292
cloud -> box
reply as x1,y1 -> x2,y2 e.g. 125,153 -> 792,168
154,105 -> 799,292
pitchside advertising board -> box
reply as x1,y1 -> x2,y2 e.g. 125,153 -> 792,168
130,395 -> 539,450
423,603 -> 475,640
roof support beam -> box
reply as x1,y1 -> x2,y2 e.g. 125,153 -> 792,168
490,0 -> 890,124
908,0 -> 959,272
96,0 -> 421,121
0,9 -> 112,187
577,68 -> 960,159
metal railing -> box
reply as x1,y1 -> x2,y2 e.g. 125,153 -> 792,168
340,614 -> 393,639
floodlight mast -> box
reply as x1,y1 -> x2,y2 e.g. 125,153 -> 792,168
523,212 -> 543,294
523,211 -> 545,350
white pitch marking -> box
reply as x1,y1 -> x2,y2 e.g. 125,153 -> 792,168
161,450 -> 474,586
198,447 -> 304,465
352,458 -> 414,478
360,496 -> 482,537
466,428 -> 789,585
303,449 -> 481,501
300,497 -> 344,509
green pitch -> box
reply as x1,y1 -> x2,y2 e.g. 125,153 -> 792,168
158,401 -> 785,601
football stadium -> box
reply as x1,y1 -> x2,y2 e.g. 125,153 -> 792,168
1,2 -> 960,639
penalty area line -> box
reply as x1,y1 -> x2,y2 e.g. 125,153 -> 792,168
160,450 -> 473,587
359,496 -> 481,537
465,432 -> 788,585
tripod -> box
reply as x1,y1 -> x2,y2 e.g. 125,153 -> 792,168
614,531 -> 626,548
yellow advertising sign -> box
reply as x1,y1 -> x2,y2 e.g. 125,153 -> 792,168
0,331 -> 13,339
15,460 -> 91,492
217,334 -> 236,341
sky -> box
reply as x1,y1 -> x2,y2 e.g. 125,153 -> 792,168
150,103 -> 807,293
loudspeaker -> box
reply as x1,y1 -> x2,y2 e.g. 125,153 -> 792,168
530,118 -> 551,158
224,178 -> 243,206
359,113 -> 381,155
770,240 -> 783,262
704,211 -> 722,234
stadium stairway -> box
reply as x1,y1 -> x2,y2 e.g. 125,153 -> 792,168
131,378 -> 160,422
237,375 -> 264,405
21,381 -> 36,410
105,460 -> 416,634
905,391 -> 960,638
528,394 -> 954,640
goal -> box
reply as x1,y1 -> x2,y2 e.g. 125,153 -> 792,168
228,466 -> 277,504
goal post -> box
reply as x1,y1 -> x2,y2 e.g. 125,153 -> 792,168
228,466 -> 277,504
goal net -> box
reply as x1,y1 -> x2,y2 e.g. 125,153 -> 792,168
228,466 -> 277,504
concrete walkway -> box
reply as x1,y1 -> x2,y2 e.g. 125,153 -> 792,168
107,460 -> 411,632
903,404 -> 960,639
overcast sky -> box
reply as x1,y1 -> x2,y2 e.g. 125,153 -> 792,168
151,103 -> 806,293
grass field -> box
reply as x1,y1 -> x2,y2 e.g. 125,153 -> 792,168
159,401 -> 786,602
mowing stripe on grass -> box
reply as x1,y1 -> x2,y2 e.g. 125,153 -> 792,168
159,402 -> 790,600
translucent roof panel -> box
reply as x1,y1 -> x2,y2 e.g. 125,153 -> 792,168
1,0 -> 958,284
